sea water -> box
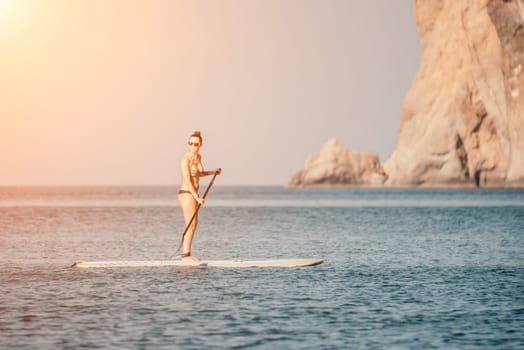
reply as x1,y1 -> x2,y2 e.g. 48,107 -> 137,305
1,186 -> 523,349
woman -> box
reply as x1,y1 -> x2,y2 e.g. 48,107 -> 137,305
178,131 -> 221,262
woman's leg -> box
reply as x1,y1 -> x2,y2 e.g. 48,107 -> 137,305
178,193 -> 200,262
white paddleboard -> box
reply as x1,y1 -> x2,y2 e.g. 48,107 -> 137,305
71,258 -> 324,268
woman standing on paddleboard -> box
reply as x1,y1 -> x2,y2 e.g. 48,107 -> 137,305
178,131 -> 221,262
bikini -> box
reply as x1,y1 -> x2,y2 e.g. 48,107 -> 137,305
178,157 -> 201,195
178,171 -> 200,195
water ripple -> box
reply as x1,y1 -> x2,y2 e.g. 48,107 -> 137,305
1,188 -> 523,349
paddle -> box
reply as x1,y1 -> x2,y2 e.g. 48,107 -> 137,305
177,169 -> 221,252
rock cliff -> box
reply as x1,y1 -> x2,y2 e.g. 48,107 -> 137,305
384,0 -> 524,187
287,139 -> 387,187
289,0 -> 524,188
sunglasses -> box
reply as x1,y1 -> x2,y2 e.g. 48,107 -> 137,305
188,142 -> 201,146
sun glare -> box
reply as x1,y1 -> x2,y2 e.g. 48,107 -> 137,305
0,0 -> 38,45
0,0 -> 18,27
0,0 -> 14,14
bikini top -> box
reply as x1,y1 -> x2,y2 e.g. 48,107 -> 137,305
189,155 -> 201,177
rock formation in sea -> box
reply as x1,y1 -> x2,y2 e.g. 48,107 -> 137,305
384,0 -> 524,187
287,138 -> 387,187
289,0 -> 524,188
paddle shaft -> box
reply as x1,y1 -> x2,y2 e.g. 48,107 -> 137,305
178,171 -> 219,251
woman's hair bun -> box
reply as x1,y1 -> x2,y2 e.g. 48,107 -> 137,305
190,130 -> 203,143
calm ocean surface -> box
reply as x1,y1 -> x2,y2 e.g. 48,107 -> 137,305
1,186 -> 523,349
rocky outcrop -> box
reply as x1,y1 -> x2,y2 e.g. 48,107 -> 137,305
287,139 -> 387,187
288,0 -> 523,188
384,0 -> 524,187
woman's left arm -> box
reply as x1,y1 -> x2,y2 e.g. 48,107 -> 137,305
196,157 -> 221,177
199,168 -> 222,177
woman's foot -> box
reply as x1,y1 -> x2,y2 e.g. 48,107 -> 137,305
181,253 -> 200,263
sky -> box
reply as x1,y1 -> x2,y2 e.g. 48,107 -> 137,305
0,0 -> 420,186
